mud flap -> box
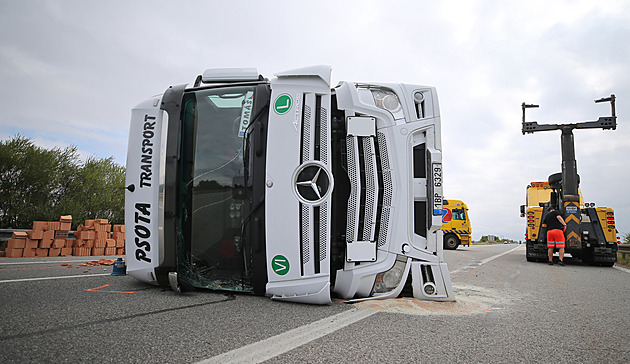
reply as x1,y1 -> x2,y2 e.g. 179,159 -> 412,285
411,261 -> 455,301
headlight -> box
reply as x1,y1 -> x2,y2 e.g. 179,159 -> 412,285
372,257 -> 407,294
357,86 -> 406,121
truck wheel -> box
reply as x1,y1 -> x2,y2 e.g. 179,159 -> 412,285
548,172 -> 562,184
548,172 -> 580,185
526,245 -> 535,262
444,235 -> 460,250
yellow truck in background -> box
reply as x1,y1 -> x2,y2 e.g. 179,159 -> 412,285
520,95 -> 619,265
441,199 -> 471,250
521,180 -> 618,265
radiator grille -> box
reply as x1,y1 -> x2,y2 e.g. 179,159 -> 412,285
346,130 -> 390,247
301,204 -> 310,264
362,137 -> 376,241
377,132 -> 392,247
319,202 -> 328,261
298,93 -> 330,276
302,104 -> 312,161
346,136 -> 358,241
320,108 -> 328,163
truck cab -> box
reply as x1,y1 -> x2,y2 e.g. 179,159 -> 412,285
125,66 -> 455,304
521,180 -> 617,265
441,199 -> 471,249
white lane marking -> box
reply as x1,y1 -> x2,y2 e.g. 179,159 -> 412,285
479,245 -> 524,265
197,308 -> 376,364
614,265 -> 630,274
450,245 -> 524,275
0,273 -> 111,283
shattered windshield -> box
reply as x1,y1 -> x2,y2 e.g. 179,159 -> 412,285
179,86 -> 256,291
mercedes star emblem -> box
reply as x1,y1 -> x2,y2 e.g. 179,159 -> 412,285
295,163 -> 332,204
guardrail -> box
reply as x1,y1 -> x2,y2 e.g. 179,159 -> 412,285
619,244 -> 630,259
0,229 -> 75,243
0,229 -> 28,243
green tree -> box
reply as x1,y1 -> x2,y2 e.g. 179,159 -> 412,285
0,135 -> 125,229
0,135 -> 79,227
63,156 -> 125,226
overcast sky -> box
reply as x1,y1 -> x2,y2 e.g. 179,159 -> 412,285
1,0 -> 629,242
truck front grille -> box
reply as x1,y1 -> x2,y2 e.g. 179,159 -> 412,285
377,132 -> 392,247
346,131 -> 392,248
299,93 -> 330,276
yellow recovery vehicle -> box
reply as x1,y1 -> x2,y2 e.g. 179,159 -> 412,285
520,96 -> 619,265
441,199 -> 471,250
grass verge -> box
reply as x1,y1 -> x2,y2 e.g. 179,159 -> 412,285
617,251 -> 630,267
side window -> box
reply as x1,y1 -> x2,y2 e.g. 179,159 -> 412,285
452,208 -> 466,221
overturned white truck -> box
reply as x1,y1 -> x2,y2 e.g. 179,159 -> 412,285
125,66 -> 454,304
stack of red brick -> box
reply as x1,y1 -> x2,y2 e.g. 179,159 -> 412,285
74,219 -> 125,256
4,215 -> 125,258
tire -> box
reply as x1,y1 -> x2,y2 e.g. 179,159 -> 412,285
444,234 -> 460,250
548,172 -> 580,185
548,172 -> 562,184
526,245 -> 535,262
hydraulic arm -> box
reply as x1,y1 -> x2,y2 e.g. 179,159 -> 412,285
521,95 -> 617,257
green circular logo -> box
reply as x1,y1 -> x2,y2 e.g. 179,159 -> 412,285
271,255 -> 290,275
273,94 -> 292,115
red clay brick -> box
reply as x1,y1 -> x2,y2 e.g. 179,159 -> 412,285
92,247 -> 105,256
95,224 -> 109,232
72,247 -> 91,256
35,248 -> 49,257
7,238 -> 26,249
32,221 -> 48,231
25,239 -> 38,250
22,248 -> 36,257
49,248 -> 61,257
42,230 -> 54,240
54,230 -> 69,239
39,239 -> 52,249
27,230 -> 44,240
5,248 -> 24,257
113,232 -> 125,243
12,231 -> 28,239
53,239 -> 65,248
65,238 -> 75,248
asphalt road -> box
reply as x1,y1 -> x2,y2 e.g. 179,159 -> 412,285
1,245 -> 629,363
